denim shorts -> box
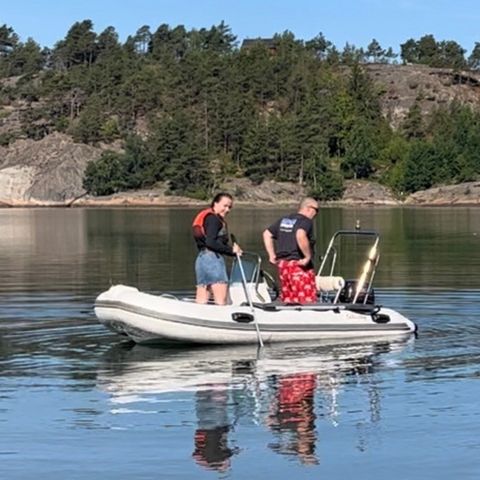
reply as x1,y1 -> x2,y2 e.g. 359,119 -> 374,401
195,250 -> 228,287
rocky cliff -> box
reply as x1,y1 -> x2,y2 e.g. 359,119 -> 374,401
0,132 -> 102,205
365,64 -> 480,128
404,182 -> 480,205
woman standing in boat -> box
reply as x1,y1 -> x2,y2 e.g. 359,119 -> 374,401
192,193 -> 242,305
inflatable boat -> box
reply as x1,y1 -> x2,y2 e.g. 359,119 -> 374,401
94,230 -> 417,345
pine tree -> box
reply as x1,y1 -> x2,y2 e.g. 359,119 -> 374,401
468,42 -> 480,70
366,39 -> 385,63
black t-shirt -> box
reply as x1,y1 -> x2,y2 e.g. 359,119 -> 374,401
195,213 -> 234,256
267,213 -> 314,262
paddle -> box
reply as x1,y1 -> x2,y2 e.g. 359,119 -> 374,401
231,234 -> 264,348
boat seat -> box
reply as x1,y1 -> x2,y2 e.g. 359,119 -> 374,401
228,282 -> 272,306
315,275 -> 345,303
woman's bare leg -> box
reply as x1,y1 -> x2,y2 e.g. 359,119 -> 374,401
195,285 -> 210,304
211,283 -> 228,305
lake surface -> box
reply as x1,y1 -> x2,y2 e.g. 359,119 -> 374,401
0,206 -> 480,479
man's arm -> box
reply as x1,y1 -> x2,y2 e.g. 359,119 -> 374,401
263,229 -> 277,265
295,228 -> 312,266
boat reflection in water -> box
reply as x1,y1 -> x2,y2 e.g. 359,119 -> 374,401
97,337 -> 412,471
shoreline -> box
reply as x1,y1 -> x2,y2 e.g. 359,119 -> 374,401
2,197 -> 480,208
3,180 -> 480,209
3,170 -> 480,208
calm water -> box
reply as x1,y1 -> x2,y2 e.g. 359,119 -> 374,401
0,207 -> 480,479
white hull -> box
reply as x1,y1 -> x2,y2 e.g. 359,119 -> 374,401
95,285 -> 416,345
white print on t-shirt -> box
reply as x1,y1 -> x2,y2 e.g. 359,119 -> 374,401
279,218 -> 297,232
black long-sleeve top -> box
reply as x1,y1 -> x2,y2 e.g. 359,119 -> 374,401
196,214 -> 234,256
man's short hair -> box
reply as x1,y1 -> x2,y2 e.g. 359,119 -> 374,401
299,197 -> 318,210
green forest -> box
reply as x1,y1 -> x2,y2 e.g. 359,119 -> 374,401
1,20 -> 480,199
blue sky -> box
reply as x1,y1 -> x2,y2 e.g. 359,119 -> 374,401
2,0 -> 479,53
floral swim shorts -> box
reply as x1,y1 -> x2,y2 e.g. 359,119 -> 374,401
277,259 -> 317,304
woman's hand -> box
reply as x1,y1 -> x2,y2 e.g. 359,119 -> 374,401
233,243 -> 243,256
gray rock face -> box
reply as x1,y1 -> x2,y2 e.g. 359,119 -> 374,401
340,180 -> 399,205
404,182 -> 480,205
365,64 -> 480,129
0,133 -> 102,204
220,178 -> 306,204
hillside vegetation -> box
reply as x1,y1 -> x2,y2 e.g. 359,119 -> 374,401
1,21 -> 480,202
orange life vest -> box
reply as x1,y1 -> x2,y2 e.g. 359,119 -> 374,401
192,208 -> 215,240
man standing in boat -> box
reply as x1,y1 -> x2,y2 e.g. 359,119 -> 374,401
262,198 -> 319,304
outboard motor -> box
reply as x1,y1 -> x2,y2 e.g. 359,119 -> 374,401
338,279 -> 375,304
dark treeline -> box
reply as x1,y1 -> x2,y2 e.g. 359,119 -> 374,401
1,21 -> 480,199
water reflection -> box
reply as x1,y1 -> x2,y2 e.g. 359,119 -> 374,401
97,338 -> 412,471
267,372 -> 318,465
2,208 -> 480,478
192,389 -> 237,472
2,207 -> 480,305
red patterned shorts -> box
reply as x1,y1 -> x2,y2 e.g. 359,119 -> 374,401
277,259 -> 317,304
